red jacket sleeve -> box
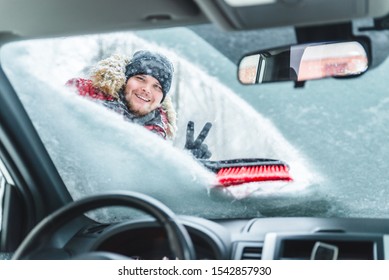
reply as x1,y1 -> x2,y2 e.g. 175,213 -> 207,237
65,78 -> 115,101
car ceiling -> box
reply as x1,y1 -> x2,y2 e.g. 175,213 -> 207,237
0,0 -> 207,41
1,0 -> 389,68
2,0 -> 389,42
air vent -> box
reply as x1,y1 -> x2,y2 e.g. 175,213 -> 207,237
241,246 -> 263,260
234,242 -> 264,260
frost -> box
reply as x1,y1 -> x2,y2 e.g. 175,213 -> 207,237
4,30 -> 367,220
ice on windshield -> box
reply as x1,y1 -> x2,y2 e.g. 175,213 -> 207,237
1,30 -> 322,220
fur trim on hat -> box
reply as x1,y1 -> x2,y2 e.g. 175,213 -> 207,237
90,54 -> 177,138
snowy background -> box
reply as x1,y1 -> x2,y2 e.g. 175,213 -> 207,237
1,26 -> 389,219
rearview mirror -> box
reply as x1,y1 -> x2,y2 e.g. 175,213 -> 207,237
238,41 -> 368,84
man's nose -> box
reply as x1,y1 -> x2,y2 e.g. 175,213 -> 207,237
141,84 -> 152,94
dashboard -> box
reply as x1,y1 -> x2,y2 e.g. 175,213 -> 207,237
65,216 -> 389,260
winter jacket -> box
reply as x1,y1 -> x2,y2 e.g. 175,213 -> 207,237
66,55 -> 177,140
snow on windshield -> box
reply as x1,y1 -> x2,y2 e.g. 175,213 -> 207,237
1,30 -> 321,220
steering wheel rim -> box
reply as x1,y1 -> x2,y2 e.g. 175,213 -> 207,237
12,191 -> 196,260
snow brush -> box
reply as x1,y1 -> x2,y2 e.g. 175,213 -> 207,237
199,158 -> 293,187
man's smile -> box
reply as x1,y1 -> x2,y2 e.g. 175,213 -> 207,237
135,93 -> 150,102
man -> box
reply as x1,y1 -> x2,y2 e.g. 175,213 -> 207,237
66,50 -> 212,158
66,50 -> 176,140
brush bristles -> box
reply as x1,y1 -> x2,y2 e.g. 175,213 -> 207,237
216,164 -> 293,187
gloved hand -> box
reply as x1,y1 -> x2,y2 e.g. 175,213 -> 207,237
184,121 -> 212,159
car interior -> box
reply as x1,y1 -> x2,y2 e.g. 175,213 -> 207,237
1,0 -> 389,260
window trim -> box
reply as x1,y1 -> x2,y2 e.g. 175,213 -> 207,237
0,158 -> 14,233
0,157 -> 15,186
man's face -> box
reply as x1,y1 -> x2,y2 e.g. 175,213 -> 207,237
124,74 -> 164,116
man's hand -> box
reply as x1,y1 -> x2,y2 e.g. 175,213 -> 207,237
184,121 -> 212,159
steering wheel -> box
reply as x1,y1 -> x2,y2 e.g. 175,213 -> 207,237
12,191 -> 196,260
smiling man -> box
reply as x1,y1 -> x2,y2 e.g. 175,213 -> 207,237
66,50 -> 212,159
66,50 -> 177,140
125,74 -> 163,116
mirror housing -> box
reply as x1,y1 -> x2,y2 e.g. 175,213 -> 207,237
238,41 -> 368,84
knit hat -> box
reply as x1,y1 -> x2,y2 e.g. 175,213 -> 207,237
125,50 -> 174,102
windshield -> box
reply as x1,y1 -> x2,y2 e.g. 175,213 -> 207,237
1,26 -> 389,220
